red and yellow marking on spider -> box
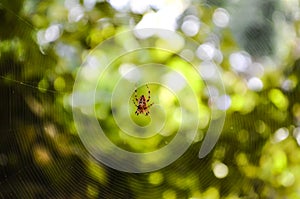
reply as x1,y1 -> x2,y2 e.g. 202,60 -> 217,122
132,84 -> 154,116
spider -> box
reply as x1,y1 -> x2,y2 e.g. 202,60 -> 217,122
132,84 -> 154,116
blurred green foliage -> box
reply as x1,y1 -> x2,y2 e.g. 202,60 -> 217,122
1,0 -> 300,198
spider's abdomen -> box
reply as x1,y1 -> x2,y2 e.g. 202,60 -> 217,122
138,95 -> 146,106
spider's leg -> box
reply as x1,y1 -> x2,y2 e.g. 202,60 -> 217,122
132,88 -> 139,106
146,84 -> 151,102
145,109 -> 151,115
135,107 -> 139,115
148,102 -> 154,107
132,99 -> 138,106
134,88 -> 139,102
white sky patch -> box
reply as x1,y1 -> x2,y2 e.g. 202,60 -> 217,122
130,0 -> 150,14
84,0 -> 96,11
64,0 -> 79,10
145,0 -> 184,11
229,52 -> 252,72
135,0 -> 187,32
163,72 -> 186,92
135,10 -> 176,31
148,0 -> 167,10
156,33 -> 185,52
213,8 -> 230,28
108,0 -> 130,11
247,77 -> 263,91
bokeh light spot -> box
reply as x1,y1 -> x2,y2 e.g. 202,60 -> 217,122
273,128 -> 289,143
68,5 -> 85,22
268,89 -> 289,110
196,43 -> 215,61
54,76 -> 66,91
199,61 -> 216,79
213,8 -> 230,28
45,24 -> 61,42
181,15 -> 200,37
247,77 -> 263,91
216,95 -> 231,111
229,52 -> 251,72
163,72 -> 186,92
163,189 -> 176,199
278,171 -> 295,187
293,127 -> 300,146
213,162 -> 229,178
148,172 -> 164,185
119,63 -> 141,82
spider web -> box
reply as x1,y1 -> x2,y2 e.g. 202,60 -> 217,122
0,0 -> 297,198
